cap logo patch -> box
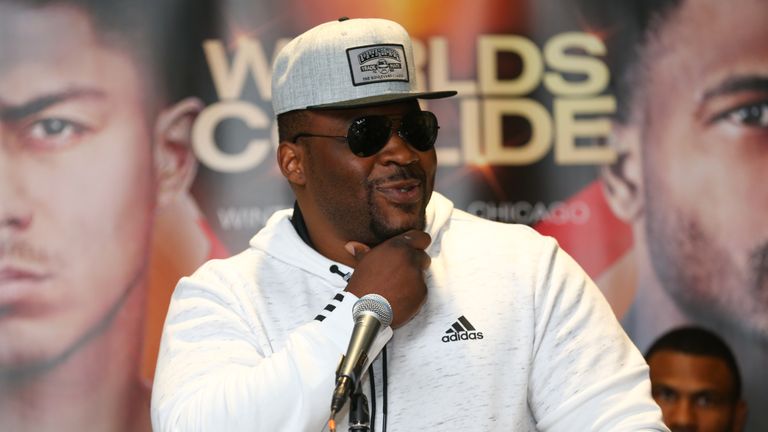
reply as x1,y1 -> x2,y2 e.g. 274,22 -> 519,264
346,44 -> 409,86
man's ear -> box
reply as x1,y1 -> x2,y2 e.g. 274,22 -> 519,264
732,399 -> 748,432
601,123 -> 644,222
153,97 -> 203,208
277,140 -> 306,186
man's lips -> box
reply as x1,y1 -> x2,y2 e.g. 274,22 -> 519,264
0,266 -> 51,305
0,267 -> 49,282
374,179 -> 423,204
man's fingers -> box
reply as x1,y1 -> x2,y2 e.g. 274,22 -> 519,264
419,252 -> 432,270
399,231 -> 432,270
344,241 -> 371,259
399,230 -> 431,249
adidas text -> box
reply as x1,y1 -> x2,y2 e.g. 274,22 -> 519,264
442,331 -> 484,343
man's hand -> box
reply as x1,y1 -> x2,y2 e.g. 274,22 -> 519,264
344,230 -> 431,328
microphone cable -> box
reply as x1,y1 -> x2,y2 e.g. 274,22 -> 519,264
381,346 -> 388,432
368,364 -> 376,432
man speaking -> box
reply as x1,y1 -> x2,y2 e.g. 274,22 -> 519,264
152,17 -> 666,431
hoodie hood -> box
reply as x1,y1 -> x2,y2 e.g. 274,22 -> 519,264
248,191 -> 455,282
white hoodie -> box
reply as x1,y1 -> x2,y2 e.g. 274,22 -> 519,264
151,192 -> 667,432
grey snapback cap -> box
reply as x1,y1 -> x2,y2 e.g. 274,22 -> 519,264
271,17 -> 457,115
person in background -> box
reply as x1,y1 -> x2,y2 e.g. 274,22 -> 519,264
646,327 -> 748,432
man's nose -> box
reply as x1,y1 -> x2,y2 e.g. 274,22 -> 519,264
665,399 -> 697,432
0,148 -> 33,231
376,129 -> 419,166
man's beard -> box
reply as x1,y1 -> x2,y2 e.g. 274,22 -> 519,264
0,237 -> 148,382
367,199 -> 427,243
365,165 -> 430,245
644,199 -> 768,341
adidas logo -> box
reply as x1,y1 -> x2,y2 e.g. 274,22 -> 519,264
441,315 -> 483,343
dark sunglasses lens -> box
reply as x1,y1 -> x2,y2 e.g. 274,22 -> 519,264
400,111 -> 438,151
347,116 -> 392,157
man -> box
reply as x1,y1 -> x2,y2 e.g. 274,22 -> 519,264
152,17 -> 666,431
591,0 -> 768,429
0,1 -> 214,431
646,327 -> 748,432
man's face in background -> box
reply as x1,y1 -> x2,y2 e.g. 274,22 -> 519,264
614,0 -> 768,338
0,3 -> 162,373
648,351 -> 746,432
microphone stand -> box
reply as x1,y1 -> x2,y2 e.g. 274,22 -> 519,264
348,392 -> 371,432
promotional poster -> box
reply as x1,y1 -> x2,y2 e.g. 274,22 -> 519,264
1,0 -> 765,430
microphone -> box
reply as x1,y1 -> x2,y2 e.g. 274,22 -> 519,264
330,294 -> 393,417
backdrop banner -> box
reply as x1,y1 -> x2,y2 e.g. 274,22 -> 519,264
1,1 -> 764,431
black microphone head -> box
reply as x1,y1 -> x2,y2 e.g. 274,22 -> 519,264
352,294 -> 393,327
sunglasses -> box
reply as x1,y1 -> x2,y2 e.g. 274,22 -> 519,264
291,111 -> 440,157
